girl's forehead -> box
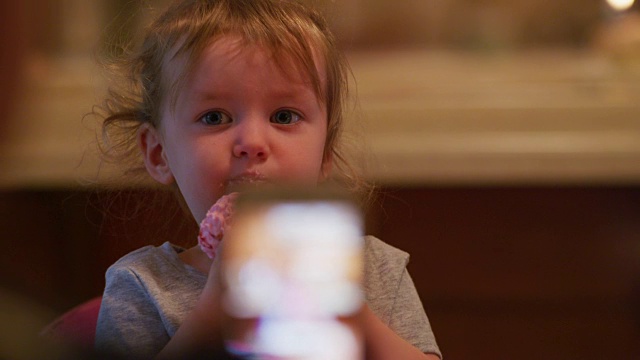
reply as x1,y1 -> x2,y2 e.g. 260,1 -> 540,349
202,37 -> 316,75
206,35 -> 324,77
163,34 -> 327,102
203,36 -> 275,67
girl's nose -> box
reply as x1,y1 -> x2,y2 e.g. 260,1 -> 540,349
232,121 -> 269,160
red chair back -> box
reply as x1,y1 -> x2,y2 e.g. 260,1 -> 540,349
42,296 -> 102,348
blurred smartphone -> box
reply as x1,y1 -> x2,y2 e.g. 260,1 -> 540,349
219,186 -> 365,360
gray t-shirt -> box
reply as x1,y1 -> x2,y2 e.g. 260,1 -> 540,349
96,236 -> 441,359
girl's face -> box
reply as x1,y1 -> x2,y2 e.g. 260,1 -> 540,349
140,36 -> 329,222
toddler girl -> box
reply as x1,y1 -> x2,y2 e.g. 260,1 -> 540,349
94,0 -> 441,359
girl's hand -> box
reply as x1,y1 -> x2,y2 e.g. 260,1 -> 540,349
159,192 -> 238,359
156,246 -> 226,359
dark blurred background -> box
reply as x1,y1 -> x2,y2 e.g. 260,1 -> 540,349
2,0 -> 640,359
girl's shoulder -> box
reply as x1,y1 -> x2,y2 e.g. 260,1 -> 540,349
362,236 -> 414,319
363,235 -> 411,291
105,242 -> 197,281
363,235 -> 410,270
109,242 -> 182,267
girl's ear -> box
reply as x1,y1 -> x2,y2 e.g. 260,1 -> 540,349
138,123 -> 175,185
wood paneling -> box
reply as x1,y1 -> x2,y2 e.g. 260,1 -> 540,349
367,187 -> 640,359
0,190 -> 195,311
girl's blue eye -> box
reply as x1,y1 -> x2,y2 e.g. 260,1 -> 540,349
271,110 -> 301,125
200,111 -> 231,125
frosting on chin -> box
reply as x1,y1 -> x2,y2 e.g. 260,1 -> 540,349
197,192 -> 239,259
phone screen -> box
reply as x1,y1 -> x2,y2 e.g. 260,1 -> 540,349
219,187 -> 364,360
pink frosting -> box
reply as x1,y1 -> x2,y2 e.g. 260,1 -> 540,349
198,192 -> 239,259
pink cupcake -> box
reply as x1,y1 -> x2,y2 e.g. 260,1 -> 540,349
198,192 -> 239,259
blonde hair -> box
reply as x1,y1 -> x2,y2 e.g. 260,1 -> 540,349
96,0 -> 372,202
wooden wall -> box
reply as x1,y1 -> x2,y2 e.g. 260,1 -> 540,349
1,186 -> 639,359
368,187 -> 640,359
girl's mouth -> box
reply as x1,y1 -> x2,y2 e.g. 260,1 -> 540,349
227,172 -> 269,191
